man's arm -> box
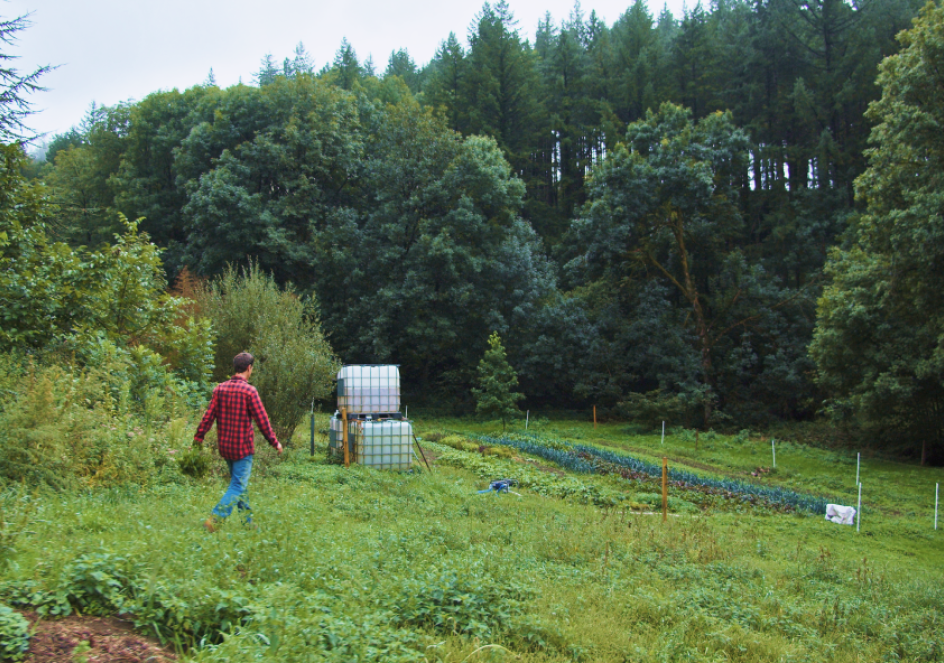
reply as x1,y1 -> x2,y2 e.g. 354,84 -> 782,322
247,389 -> 282,454
193,388 -> 219,444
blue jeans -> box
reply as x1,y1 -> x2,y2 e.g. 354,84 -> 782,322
212,455 -> 253,522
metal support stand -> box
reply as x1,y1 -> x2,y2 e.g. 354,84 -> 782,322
342,407 -> 350,468
412,433 -> 431,471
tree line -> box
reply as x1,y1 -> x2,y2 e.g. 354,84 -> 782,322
22,0 -> 944,459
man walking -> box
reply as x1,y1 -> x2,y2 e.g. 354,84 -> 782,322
194,352 -> 282,531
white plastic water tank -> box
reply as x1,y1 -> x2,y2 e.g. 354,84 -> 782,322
349,419 -> 413,470
337,365 -> 400,414
328,412 -> 345,457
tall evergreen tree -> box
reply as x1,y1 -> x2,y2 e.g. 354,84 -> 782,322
539,6 -> 597,225
423,33 -> 468,132
361,54 -> 377,78
329,38 -> 361,89
473,332 -> 524,429
610,0 -> 660,125
673,3 -> 719,119
0,12 -> 53,141
254,54 -> 279,86
385,49 -> 421,93
464,1 -> 549,235
291,42 -> 315,75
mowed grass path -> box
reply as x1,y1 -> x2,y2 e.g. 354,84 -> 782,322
2,418 -> 942,662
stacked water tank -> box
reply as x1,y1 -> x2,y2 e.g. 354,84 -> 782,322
328,365 -> 413,470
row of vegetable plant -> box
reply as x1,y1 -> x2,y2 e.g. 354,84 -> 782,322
471,433 -> 831,513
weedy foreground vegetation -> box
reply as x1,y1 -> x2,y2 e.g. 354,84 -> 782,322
0,415 -> 941,662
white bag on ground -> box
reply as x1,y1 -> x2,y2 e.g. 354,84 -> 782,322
825,503 -> 857,525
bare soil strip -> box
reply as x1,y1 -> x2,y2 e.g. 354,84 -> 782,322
21,611 -> 176,663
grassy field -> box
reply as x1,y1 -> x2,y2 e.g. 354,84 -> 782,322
1,415 -> 942,662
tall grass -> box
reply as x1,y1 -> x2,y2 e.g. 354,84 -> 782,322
1,434 -> 941,661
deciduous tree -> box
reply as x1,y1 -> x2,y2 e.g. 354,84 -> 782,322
811,1 -> 944,461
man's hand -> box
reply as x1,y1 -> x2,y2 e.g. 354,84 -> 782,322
275,441 -> 283,455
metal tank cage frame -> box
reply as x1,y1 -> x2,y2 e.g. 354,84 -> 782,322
337,364 -> 402,417
333,364 -> 410,469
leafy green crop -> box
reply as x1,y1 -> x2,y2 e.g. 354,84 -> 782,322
474,433 -> 832,512
0,604 -> 28,661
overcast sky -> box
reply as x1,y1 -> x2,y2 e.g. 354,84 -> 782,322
5,0 -> 687,142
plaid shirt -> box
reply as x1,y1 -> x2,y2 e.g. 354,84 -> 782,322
194,375 -> 279,460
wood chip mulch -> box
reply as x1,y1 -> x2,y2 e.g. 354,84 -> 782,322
20,611 -> 176,663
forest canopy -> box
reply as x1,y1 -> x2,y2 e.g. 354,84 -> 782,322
23,0 -> 944,459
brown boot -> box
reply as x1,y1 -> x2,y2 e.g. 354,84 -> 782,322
203,518 -> 217,533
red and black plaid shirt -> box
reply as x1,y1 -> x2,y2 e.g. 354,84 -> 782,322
194,375 -> 279,460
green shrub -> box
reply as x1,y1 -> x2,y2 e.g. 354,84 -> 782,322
439,435 -> 473,450
128,584 -> 256,647
1,554 -> 257,648
392,564 -> 533,639
191,589 -> 422,662
195,263 -> 339,442
58,552 -> 138,615
0,604 -> 28,662
177,446 -> 213,479
0,359 -> 197,489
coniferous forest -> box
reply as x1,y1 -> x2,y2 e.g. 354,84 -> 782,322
18,0 -> 944,459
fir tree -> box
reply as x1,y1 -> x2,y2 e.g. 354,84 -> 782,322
0,12 -> 53,141
385,48 -> 420,92
254,54 -> 278,86
472,332 -> 524,430
331,38 -> 361,89
292,42 -> 315,75
423,32 -> 466,132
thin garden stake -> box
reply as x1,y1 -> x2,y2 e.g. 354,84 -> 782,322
526,410 -> 529,430
662,457 -> 668,522
935,483 -> 939,531
857,482 -> 862,532
771,438 -> 776,469
856,452 -> 860,485
661,421 -> 665,445
405,405 -> 408,419
593,405 -> 597,429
